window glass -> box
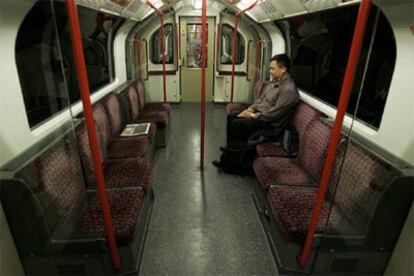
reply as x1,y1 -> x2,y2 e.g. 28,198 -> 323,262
284,5 -> 395,129
221,24 -> 245,65
150,24 -> 174,64
186,24 -> 207,68
15,1 -> 122,128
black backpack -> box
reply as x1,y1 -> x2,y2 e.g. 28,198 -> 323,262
219,144 -> 256,176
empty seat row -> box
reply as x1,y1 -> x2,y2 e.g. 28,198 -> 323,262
251,101 -> 413,274
0,79 -> 171,274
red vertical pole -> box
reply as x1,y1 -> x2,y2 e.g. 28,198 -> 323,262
230,0 -> 258,102
254,40 -> 264,82
65,0 -> 121,270
200,0 -> 207,168
297,0 -> 372,267
146,1 -> 167,103
175,22 -> 179,71
134,38 -> 142,80
215,24 -> 220,72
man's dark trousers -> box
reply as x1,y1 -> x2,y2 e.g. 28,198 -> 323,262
226,112 -> 272,146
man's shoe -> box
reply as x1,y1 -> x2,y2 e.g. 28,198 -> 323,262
212,160 -> 222,168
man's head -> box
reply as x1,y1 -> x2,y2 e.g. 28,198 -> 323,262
269,54 -> 291,81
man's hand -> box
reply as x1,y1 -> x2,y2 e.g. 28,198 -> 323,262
238,109 -> 254,118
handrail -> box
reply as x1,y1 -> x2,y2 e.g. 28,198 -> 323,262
254,40 -> 265,82
200,0 -> 207,168
65,0 -> 121,270
297,0 -> 372,267
230,0 -> 259,102
215,23 -> 220,73
246,39 -> 253,81
175,22 -> 179,72
134,38 -> 142,80
143,39 -> 149,81
146,0 -> 167,103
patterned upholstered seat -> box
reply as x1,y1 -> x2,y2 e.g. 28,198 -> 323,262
226,80 -> 266,114
254,119 -> 332,190
266,140 -> 399,244
131,80 -> 170,129
76,122 -> 153,190
35,137 -> 146,246
133,80 -> 172,116
267,186 -> 361,243
256,102 -> 323,157
93,102 -> 151,159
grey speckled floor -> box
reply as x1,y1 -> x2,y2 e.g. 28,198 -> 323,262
139,103 -> 278,275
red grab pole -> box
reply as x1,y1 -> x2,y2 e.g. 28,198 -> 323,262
230,0 -> 258,102
200,0 -> 207,168
297,0 -> 372,267
146,0 -> 167,103
254,40 -> 264,82
65,0 -> 121,270
134,38 -> 142,80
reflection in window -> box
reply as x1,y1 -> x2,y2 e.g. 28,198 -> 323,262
186,24 -> 207,68
221,24 -> 245,65
150,24 -> 174,64
15,1 -> 122,128
284,5 -> 395,129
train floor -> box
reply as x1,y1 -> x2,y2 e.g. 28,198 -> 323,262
138,103 -> 278,275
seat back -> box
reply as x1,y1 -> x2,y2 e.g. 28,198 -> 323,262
125,85 -> 140,121
134,80 -> 146,111
298,119 -> 332,182
252,80 -> 266,102
291,102 -> 322,142
102,93 -> 124,137
75,122 -> 106,187
326,141 -> 400,235
93,102 -> 110,146
35,137 -> 88,237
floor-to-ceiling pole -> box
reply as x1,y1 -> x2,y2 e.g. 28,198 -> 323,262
297,0 -> 372,267
200,0 -> 207,168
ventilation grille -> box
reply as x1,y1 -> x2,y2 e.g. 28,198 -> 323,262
76,0 -> 155,21
301,0 -> 342,12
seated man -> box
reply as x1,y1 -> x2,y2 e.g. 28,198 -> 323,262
213,54 -> 299,167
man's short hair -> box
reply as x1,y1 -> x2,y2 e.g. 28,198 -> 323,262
270,54 -> 291,72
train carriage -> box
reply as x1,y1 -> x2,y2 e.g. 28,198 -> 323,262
0,0 -> 413,275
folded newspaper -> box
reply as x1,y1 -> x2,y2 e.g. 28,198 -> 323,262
120,123 -> 150,136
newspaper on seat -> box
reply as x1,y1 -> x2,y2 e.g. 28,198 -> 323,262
120,123 -> 150,136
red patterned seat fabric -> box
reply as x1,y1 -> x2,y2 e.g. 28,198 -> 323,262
255,142 -> 292,158
254,157 -> 316,190
256,102 -> 322,157
36,137 -> 146,246
107,136 -> 150,159
134,80 -> 172,119
267,186 -> 362,243
254,119 -> 332,190
226,80 -> 266,114
134,110 -> 169,129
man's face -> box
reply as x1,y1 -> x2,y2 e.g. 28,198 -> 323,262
269,60 -> 286,80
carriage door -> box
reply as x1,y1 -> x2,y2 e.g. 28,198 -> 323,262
179,17 -> 215,102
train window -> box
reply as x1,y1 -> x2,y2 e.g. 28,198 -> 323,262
221,24 -> 245,65
16,1 -> 122,128
150,24 -> 174,64
186,24 -> 208,68
284,5 -> 395,129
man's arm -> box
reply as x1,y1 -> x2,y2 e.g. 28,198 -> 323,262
257,87 -> 299,120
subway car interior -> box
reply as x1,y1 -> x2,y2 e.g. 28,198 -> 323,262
0,0 -> 413,275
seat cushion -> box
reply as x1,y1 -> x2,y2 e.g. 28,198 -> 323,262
267,186 -> 361,243
145,103 -> 172,116
82,188 -> 145,246
102,158 -> 153,190
253,157 -> 316,190
136,110 -> 169,129
107,136 -> 150,159
256,142 -> 294,157
226,103 -> 247,114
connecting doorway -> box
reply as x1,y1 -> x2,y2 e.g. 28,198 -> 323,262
179,17 -> 215,102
